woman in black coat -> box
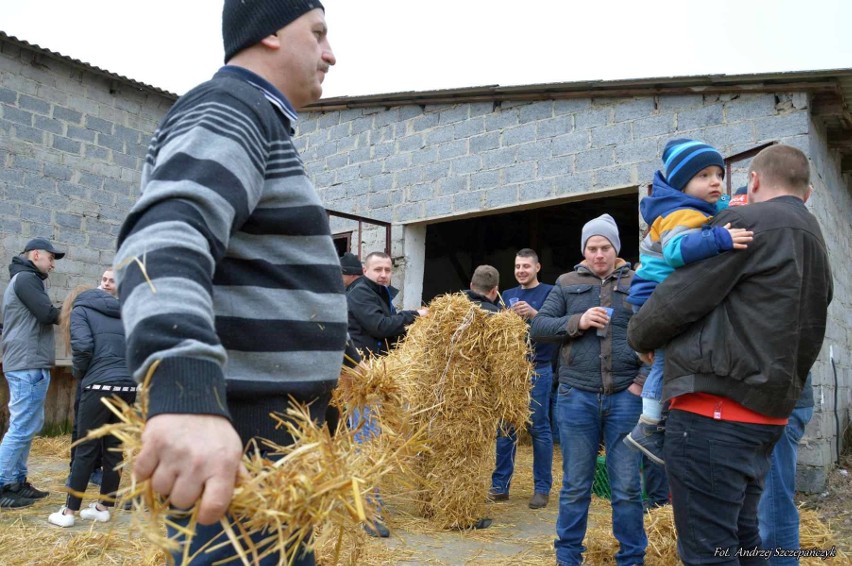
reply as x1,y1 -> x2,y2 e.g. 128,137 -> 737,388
48,285 -> 136,528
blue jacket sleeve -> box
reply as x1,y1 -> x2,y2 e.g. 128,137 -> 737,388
663,225 -> 734,267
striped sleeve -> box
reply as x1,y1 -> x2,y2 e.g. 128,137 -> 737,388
115,93 -> 267,420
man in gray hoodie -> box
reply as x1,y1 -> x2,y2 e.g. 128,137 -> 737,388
0,237 -> 64,508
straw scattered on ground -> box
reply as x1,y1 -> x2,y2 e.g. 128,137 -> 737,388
3,437 -> 851,565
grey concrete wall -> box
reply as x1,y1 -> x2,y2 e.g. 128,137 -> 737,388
299,92 -> 811,226
796,114 -> 852,492
0,39 -> 173,295
0,38 -> 174,361
298,91 -> 812,296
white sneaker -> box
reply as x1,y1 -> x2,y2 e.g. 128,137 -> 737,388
79,502 -> 110,523
48,506 -> 75,528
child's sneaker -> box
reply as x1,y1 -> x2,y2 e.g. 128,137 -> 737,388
48,507 -> 75,528
624,416 -> 665,465
79,502 -> 111,523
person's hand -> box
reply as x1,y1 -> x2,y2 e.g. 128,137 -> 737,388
723,223 -> 753,250
134,414 -> 245,525
627,382 -> 643,397
417,307 -> 429,317
511,300 -> 538,320
638,351 -> 655,365
578,307 -> 610,330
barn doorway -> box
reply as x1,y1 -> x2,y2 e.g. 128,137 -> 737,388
422,190 -> 639,302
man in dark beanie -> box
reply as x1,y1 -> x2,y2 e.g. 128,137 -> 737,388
114,2 -> 345,563
340,252 -> 363,290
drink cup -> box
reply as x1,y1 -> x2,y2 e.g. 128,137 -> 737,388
508,297 -> 519,307
596,307 -> 614,337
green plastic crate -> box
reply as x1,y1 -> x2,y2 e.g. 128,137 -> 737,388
592,455 -> 610,498
591,454 -> 650,501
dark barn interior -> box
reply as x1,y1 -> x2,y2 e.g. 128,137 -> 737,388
422,190 -> 640,302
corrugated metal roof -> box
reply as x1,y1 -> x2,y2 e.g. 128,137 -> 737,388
0,30 -> 179,100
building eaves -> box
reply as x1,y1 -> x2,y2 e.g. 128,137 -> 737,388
0,30 -> 179,101
308,69 -> 852,112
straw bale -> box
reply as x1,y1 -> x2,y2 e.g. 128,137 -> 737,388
353,292 -> 533,529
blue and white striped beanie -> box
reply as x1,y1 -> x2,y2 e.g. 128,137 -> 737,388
662,138 -> 725,191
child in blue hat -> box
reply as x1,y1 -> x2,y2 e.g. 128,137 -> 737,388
625,139 -> 753,465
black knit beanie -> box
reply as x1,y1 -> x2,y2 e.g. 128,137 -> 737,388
222,0 -> 325,63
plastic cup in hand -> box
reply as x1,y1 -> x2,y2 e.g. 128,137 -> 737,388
508,297 -> 519,307
596,307 -> 614,337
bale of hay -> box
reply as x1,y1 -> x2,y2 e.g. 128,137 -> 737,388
347,293 -> 532,529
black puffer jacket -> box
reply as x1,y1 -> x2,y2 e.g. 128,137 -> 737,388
71,289 -> 134,388
628,196 -> 833,418
346,277 -> 418,356
531,260 -> 641,393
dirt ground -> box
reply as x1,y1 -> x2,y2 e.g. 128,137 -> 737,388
0,436 -> 849,565
798,448 -> 852,554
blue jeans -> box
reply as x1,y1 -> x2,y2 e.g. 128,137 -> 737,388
167,513 -> 314,565
665,410 -> 783,566
641,348 -> 665,401
349,405 -> 384,510
492,365 -> 553,495
349,405 -> 380,444
550,377 -> 559,441
641,455 -> 669,508
758,406 -> 813,565
554,385 -> 646,566
0,369 -> 51,486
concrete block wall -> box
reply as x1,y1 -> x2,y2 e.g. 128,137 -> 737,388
0,38 -> 174,363
0,39 -> 173,301
798,113 -> 852,491
298,91 -> 812,288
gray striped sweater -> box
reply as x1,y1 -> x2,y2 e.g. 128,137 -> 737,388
115,66 -> 347,444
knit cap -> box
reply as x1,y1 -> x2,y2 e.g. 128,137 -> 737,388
340,252 -> 362,276
662,138 -> 725,191
222,0 -> 324,63
581,214 -> 621,255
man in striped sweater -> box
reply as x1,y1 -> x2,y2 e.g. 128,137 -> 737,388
114,2 -> 345,563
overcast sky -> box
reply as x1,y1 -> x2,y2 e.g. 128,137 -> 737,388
1,0 -> 850,99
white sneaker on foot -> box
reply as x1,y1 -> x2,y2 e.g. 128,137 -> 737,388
48,506 -> 75,528
79,502 -> 110,522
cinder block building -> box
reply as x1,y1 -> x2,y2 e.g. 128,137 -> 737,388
1,31 -> 850,491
